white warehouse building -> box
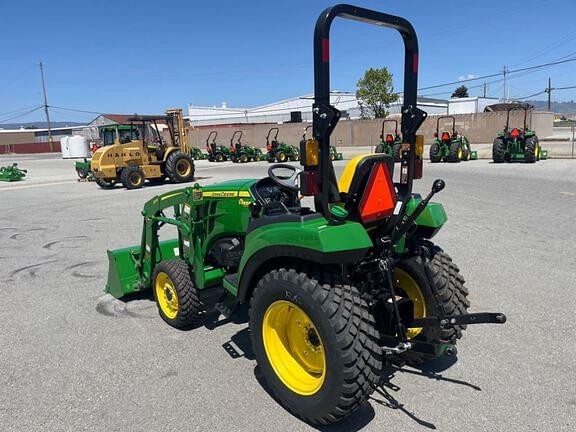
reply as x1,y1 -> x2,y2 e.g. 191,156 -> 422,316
187,92 -> 449,126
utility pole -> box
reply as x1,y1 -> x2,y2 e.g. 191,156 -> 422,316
546,77 -> 552,111
502,65 -> 507,101
39,62 -> 53,151
483,83 -> 487,98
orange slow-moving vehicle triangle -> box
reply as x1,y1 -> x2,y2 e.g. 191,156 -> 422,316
358,162 -> 396,224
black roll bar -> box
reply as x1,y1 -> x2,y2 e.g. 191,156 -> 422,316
436,115 -> 456,136
381,119 -> 399,138
266,127 -> 279,143
312,4 -> 426,220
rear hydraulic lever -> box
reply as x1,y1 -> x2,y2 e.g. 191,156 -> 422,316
390,178 -> 445,245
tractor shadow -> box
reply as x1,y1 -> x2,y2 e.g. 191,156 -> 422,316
368,356 -> 482,430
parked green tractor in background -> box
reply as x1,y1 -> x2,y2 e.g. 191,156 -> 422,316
493,104 -> 547,163
105,4 -> 506,425
265,127 -> 299,162
430,116 -> 476,162
206,131 -> 230,162
375,119 -> 402,162
0,163 -> 27,182
190,147 -> 208,160
229,130 -> 263,163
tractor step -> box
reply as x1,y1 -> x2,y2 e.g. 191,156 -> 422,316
214,291 -> 238,318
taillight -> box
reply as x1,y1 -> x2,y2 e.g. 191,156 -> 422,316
511,128 -> 520,138
300,171 -> 320,196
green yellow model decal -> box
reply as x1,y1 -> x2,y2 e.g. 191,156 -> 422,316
202,190 -> 252,198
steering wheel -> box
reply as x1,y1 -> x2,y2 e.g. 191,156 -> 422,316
268,164 -> 302,191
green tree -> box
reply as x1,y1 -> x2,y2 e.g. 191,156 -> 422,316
356,67 -> 399,119
451,85 -> 469,98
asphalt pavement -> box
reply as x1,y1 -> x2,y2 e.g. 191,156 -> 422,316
0,154 -> 575,431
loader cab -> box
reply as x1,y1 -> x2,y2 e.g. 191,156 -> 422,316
99,125 -> 139,146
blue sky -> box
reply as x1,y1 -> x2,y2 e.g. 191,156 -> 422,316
1,0 -> 575,124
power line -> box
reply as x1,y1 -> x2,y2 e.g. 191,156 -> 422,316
418,57 -> 576,92
49,105 -> 102,115
0,106 -> 43,124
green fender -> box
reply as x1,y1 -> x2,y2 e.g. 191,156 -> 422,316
232,215 -> 373,302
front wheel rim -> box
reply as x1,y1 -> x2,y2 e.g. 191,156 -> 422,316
176,159 -> 192,176
155,272 -> 179,319
262,300 -> 326,396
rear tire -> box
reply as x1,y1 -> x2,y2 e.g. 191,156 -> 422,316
250,268 -> 382,425
397,246 -> 470,365
120,166 -> 145,189
447,141 -> 462,162
215,152 -> 224,162
166,151 -> 195,183
524,136 -> 538,163
152,259 -> 201,328
429,142 -> 442,163
492,137 -> 506,163
95,176 -> 115,189
240,153 -> 249,163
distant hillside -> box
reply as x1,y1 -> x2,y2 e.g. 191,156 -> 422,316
525,100 -> 576,114
0,121 -> 86,130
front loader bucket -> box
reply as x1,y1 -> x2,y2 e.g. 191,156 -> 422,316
105,245 -> 142,299
470,150 -> 478,160
105,239 -> 181,299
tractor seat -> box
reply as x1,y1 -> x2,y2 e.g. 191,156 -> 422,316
338,153 -> 396,224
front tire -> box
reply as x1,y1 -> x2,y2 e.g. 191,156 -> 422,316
429,142 -> 442,163
250,268 -> 382,425
166,151 -> 195,183
397,246 -> 470,365
493,137 -> 506,163
447,141 -> 462,162
120,165 -> 145,189
152,259 -> 201,328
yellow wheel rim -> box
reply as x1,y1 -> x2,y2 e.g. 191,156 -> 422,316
278,152 -> 287,162
535,145 -> 540,159
262,300 -> 326,396
155,272 -> 179,319
394,268 -> 427,339
457,147 -> 463,159
129,172 -> 142,186
176,159 -> 192,176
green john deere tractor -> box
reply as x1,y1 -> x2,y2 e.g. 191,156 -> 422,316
375,119 -> 403,162
229,130 -> 263,163
190,147 -> 208,160
430,116 -> 476,162
105,4 -> 506,425
493,104 -> 547,163
206,131 -> 230,162
0,163 -> 27,182
265,127 -> 299,162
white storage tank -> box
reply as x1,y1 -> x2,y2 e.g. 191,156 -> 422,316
60,136 -> 70,158
68,135 -> 90,158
